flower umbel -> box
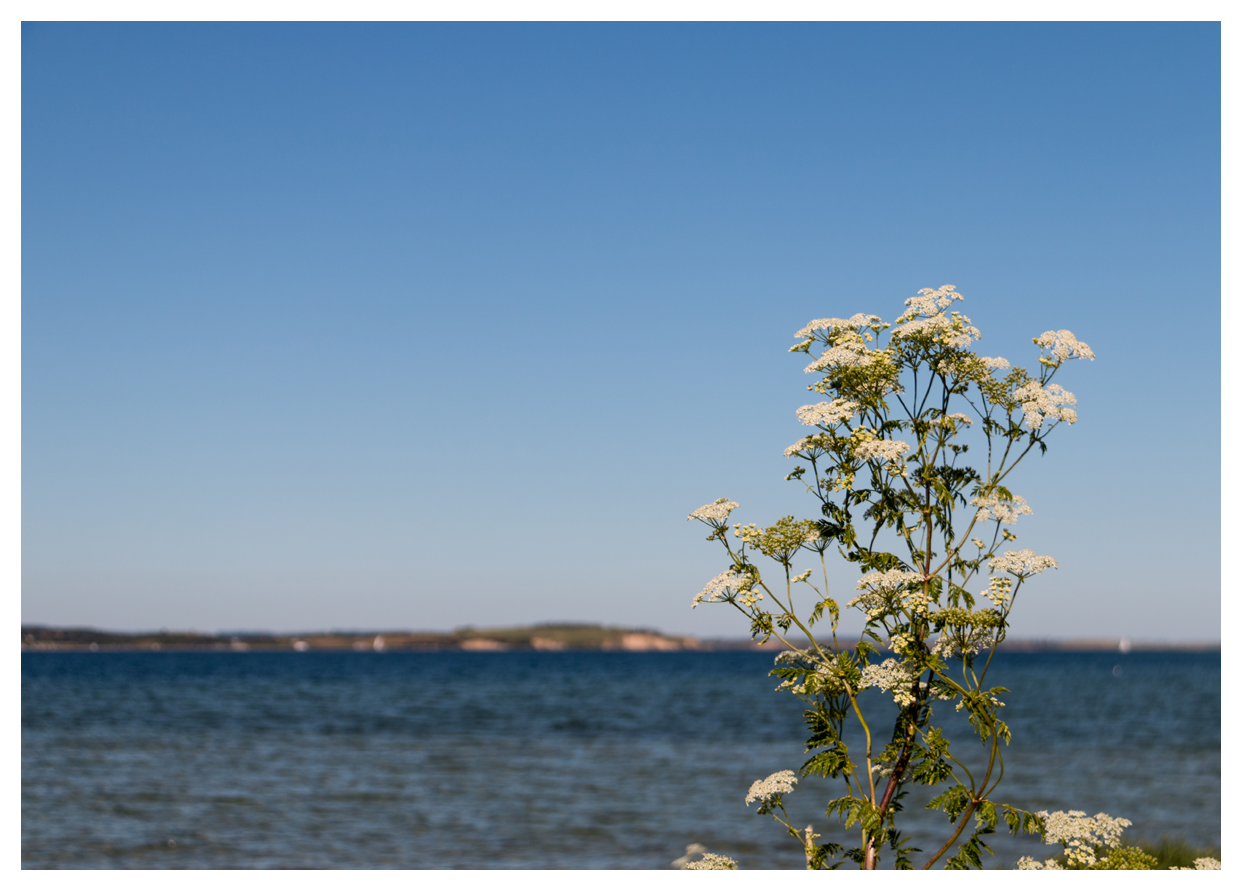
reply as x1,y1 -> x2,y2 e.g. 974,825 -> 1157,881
1034,329 -> 1095,364
1013,381 -> 1078,431
688,498 -> 739,524
1171,858 -> 1222,870
680,853 -> 738,870
1036,810 -> 1131,867
971,491 -> 1033,525
989,549 -> 1058,578
796,398 -> 861,428
692,570 -> 756,608
746,770 -> 797,806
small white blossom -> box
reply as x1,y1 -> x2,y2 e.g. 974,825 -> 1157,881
989,549 -> 1058,577
1013,381 -> 1078,431
1171,858 -> 1222,870
791,569 -> 813,584
971,491 -> 1033,525
746,770 -> 797,805
1035,329 -> 1095,363
979,356 -> 1010,370
688,498 -> 739,524
932,412 -> 973,427
681,853 -> 737,870
692,570 -> 755,608
1017,857 -> 1064,870
854,439 -> 910,463
796,398 -> 860,427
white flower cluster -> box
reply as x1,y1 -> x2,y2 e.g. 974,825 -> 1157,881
1036,810 -> 1132,867
680,853 -> 738,870
783,433 -> 832,457
1171,858 -> 1222,870
901,284 -> 963,318
929,631 -> 992,658
773,650 -> 847,696
1035,329 -> 1095,363
688,498 -> 739,524
854,438 -> 911,463
931,412 -> 973,428
1013,381 -> 1077,431
979,356 -> 1010,370
847,570 -> 926,619
795,313 -> 881,339
692,570 -> 755,608
971,491 -> 1033,525
804,341 -> 882,373
745,770 -> 797,805
858,658 -> 921,708
989,549 -> 1058,577
855,569 -> 924,593
774,648 -> 810,665
796,398 -> 859,427
890,313 -> 981,349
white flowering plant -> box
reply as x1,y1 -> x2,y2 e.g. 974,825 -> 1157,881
1015,810 -> 1220,870
687,286 -> 1096,870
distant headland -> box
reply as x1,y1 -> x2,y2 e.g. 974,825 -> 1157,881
21,623 -> 718,652
19,624 -> 1219,653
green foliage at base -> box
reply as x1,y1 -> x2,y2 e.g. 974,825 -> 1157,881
1087,846 -> 1158,870
1136,837 -> 1222,870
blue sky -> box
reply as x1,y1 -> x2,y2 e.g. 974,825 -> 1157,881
22,23 -> 1220,639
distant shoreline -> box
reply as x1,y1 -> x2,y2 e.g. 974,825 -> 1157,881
20,624 -> 1220,654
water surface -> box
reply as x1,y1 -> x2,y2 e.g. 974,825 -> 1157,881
22,650 -> 1219,869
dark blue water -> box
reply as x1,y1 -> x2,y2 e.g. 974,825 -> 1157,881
22,650 -> 1219,869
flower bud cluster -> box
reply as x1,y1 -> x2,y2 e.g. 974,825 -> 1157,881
980,576 -> 1013,607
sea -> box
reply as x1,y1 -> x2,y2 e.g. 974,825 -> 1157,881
21,649 -> 1219,869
